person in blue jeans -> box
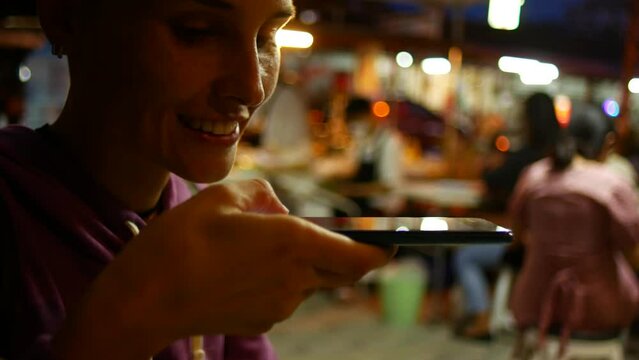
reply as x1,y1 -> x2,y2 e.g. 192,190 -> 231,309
453,244 -> 506,340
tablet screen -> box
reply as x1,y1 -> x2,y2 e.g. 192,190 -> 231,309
305,217 -> 512,245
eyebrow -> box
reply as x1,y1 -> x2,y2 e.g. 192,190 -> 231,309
278,5 -> 297,20
192,0 -> 234,9
191,0 -> 296,20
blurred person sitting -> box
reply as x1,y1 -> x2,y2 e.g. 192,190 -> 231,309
481,92 -> 561,211
316,96 -> 405,216
509,104 -> 639,358
452,92 -> 560,340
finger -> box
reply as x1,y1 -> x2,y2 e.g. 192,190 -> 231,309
313,267 -> 364,288
298,219 -> 394,279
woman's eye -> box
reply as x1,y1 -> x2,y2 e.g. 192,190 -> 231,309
172,24 -> 219,43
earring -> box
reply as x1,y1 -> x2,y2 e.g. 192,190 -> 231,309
51,44 -> 65,59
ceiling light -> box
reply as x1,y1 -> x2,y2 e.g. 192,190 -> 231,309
499,56 -> 559,85
421,57 -> 451,75
276,30 -> 314,49
488,0 -> 524,30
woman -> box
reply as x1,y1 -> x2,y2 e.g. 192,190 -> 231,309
509,104 -> 639,356
0,0 -> 394,359
453,92 -> 560,340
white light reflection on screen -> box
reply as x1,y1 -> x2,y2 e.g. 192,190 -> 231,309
420,218 -> 449,231
396,226 -> 410,232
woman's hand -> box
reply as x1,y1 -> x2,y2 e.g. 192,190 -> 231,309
53,179 -> 394,359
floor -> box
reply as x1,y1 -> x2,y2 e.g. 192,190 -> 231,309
268,292 -> 514,360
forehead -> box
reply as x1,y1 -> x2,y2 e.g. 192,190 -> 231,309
115,0 -> 295,17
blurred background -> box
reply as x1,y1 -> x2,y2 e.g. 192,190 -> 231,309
2,0 -> 639,359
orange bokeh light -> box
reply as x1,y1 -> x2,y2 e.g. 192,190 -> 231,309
372,101 -> 391,118
495,135 -> 511,153
554,95 -> 572,128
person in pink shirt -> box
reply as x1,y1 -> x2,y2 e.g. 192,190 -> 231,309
509,103 -> 639,356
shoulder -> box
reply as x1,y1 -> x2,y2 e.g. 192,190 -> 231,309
518,158 -> 552,184
0,125 -> 39,152
580,162 -> 629,186
569,162 -> 637,206
0,126 -> 52,172
605,153 -> 637,185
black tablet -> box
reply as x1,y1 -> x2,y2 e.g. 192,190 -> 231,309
305,217 -> 512,246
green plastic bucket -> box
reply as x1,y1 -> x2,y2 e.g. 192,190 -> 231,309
379,260 -> 427,327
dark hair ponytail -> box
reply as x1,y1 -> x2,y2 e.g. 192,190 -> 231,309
552,129 -> 576,170
552,103 -> 611,170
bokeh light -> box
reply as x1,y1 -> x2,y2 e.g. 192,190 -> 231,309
299,9 -> 320,25
18,65 -> 31,83
372,101 -> 391,118
554,95 -> 572,128
276,30 -> 314,48
421,57 -> 451,75
396,51 -> 414,68
495,135 -> 511,153
602,99 -> 620,118
488,0 -> 522,30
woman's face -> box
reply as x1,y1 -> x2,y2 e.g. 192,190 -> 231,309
69,0 -> 294,182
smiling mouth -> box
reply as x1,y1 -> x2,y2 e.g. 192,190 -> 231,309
178,114 -> 240,136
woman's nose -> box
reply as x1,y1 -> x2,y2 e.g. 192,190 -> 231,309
214,42 -> 268,108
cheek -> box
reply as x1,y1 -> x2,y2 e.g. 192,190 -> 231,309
260,52 -> 281,102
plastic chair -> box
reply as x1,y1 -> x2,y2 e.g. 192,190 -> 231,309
489,266 -> 515,334
518,327 -> 626,360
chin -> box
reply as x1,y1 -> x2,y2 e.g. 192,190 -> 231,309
168,148 -> 237,184
178,165 -> 233,184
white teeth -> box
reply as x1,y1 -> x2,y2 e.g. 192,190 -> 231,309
213,122 -> 226,134
225,121 -> 240,134
211,121 -> 239,135
182,115 -> 239,135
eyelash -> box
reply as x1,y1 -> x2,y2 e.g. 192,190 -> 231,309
172,25 -> 221,44
172,24 -> 279,51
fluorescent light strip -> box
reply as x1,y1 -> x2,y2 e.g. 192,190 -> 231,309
276,30 -> 314,49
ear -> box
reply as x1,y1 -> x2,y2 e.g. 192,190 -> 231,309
604,132 -> 617,149
37,0 -> 77,50
599,132 -> 617,161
